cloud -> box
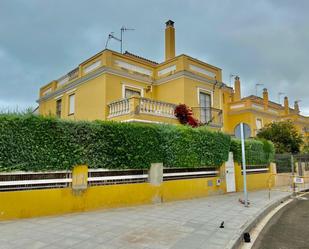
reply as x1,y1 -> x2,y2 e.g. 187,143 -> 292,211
0,0 -> 308,115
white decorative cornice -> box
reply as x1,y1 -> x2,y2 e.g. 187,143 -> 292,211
37,66 -> 220,103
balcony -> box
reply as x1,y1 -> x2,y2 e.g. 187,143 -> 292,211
108,97 -> 178,124
191,107 -> 223,128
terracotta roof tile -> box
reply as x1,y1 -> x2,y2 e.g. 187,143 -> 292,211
124,51 -> 158,65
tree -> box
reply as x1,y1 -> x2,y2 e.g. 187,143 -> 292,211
302,136 -> 309,153
257,120 -> 303,154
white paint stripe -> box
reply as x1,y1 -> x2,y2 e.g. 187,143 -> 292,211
0,171 -> 71,175
0,178 -> 72,186
88,174 -> 148,181
242,168 -> 269,173
164,171 -> 218,177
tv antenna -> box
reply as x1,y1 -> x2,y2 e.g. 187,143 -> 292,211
105,26 -> 135,53
229,74 -> 237,87
255,83 -> 264,96
278,92 -> 285,104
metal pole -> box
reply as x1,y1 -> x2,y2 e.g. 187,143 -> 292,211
120,28 -> 123,53
291,154 -> 295,196
240,123 -> 249,207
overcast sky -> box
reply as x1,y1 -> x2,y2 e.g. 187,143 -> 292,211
1,0 -> 309,115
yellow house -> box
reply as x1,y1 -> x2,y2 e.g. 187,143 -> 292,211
38,20 -> 309,136
38,20 -> 233,131
226,76 -> 309,137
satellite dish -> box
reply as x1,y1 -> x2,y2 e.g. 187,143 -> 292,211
234,123 -> 251,139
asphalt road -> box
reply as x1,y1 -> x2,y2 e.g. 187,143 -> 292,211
252,192 -> 309,249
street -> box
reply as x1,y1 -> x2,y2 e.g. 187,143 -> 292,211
253,192 -> 309,249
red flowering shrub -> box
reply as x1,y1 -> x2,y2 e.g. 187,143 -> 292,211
174,104 -> 199,128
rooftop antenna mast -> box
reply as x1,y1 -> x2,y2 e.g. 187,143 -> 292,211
105,32 -> 121,50
120,26 -> 135,53
105,26 -> 135,53
278,92 -> 285,104
229,74 -> 237,87
255,83 -> 264,96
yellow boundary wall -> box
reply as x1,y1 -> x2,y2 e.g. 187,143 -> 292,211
0,176 -> 225,221
0,162 -> 276,221
234,162 -> 275,191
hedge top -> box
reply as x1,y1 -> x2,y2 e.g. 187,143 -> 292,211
0,114 -> 274,171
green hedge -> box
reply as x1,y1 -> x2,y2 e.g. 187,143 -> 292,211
230,138 -> 275,166
0,114 -> 231,171
160,125 -> 231,168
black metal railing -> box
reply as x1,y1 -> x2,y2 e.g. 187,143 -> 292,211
191,107 -> 223,127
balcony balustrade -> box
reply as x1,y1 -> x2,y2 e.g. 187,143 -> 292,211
108,97 -> 223,128
108,97 -> 177,119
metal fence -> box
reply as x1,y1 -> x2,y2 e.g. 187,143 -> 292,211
0,171 -> 72,192
294,154 -> 309,176
88,169 -> 149,186
163,168 -> 218,181
241,165 -> 269,175
275,154 -> 293,173
0,167 -> 219,192
275,154 -> 309,174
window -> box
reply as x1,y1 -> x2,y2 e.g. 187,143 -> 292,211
125,88 -> 141,98
56,99 -> 62,118
256,118 -> 263,130
199,92 -> 211,123
68,94 -> 75,115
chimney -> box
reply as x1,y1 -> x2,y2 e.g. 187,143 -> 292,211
234,76 -> 241,101
284,96 -> 289,115
263,88 -> 269,110
294,101 -> 300,114
165,20 -> 175,61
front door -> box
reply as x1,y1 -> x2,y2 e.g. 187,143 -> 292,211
225,152 -> 236,192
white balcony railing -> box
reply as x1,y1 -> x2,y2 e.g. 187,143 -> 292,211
108,97 -> 177,119
108,99 -> 130,118
140,98 -> 176,118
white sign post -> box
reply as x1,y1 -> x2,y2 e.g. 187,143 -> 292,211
240,123 -> 249,207
235,122 -> 251,207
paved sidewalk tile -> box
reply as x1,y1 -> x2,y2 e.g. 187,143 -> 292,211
0,190 -> 289,249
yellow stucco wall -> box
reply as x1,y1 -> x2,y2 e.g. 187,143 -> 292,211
0,160 -> 277,221
0,176 -> 225,221
154,78 -> 185,104
234,163 -> 275,191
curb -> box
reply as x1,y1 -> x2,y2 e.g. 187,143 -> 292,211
226,193 -> 291,249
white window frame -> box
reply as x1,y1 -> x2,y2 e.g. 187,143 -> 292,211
56,98 -> 62,118
256,118 -> 263,130
68,94 -> 75,115
197,87 -> 213,106
122,84 -> 144,98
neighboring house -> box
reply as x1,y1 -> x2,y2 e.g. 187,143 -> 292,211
37,20 -> 309,136
227,77 -> 309,137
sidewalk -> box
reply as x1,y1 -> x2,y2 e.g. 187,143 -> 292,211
0,190 -> 290,249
